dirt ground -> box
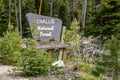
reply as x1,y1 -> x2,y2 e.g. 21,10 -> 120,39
0,63 -> 69,80
0,63 -> 28,80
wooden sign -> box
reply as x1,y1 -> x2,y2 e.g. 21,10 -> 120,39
26,13 -> 62,40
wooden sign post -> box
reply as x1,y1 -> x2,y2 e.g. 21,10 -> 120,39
26,13 -> 68,63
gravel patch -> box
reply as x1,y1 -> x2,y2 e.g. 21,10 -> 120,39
0,64 -> 66,80
0,64 -> 28,80
0,64 -> 58,80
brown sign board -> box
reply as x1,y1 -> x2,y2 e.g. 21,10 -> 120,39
26,13 -> 62,40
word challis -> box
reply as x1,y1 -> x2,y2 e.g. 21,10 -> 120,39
36,19 -> 55,24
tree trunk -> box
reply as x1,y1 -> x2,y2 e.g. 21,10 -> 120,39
18,0 -> 22,37
82,0 -> 87,28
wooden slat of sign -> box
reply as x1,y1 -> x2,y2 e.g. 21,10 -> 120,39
62,48 -> 67,63
47,49 -> 53,62
47,40 -> 53,62
58,48 -> 63,60
36,43 -> 68,49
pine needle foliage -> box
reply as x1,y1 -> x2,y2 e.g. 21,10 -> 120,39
0,24 -> 22,65
92,37 -> 120,80
64,18 -> 81,51
64,18 -> 81,43
0,25 -> 56,76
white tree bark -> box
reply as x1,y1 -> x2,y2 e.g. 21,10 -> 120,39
18,0 -> 22,37
82,0 -> 87,28
14,0 -> 19,28
9,0 -> 11,24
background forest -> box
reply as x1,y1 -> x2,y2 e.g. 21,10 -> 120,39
0,0 -> 120,38
0,0 -> 120,80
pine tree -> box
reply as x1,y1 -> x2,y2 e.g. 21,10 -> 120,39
92,36 -> 120,80
58,0 -> 71,28
95,0 -> 120,37
22,0 -> 37,37
0,0 -> 9,36
64,18 -> 81,47
52,0 -> 71,28
84,0 -> 120,38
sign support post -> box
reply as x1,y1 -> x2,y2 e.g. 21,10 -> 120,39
59,27 -> 66,61
39,0 -> 43,15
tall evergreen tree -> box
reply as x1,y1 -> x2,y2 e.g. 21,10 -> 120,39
95,0 -> 120,37
84,0 -> 120,38
0,0 -> 36,37
58,0 -> 70,28
0,0 -> 10,36
70,0 -> 81,22
22,0 -> 37,37
45,0 -> 70,28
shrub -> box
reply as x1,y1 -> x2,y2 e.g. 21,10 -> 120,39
0,25 -> 57,76
0,25 -> 22,65
92,36 -> 120,80
79,72 -> 100,80
19,40 -> 50,76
